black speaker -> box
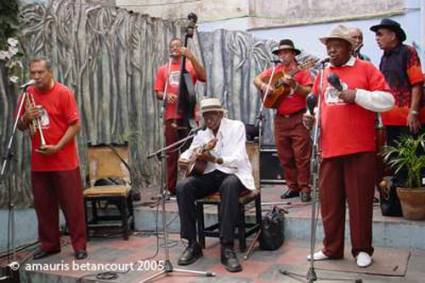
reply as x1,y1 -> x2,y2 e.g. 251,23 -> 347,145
0,266 -> 20,282
260,145 -> 285,184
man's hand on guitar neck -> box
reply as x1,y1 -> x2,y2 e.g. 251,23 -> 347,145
259,82 -> 275,93
282,74 -> 297,89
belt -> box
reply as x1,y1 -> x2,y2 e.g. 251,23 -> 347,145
278,109 -> 306,118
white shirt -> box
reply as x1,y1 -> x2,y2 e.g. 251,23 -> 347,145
180,118 -> 256,191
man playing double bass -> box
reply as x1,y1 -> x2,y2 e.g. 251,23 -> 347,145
254,39 -> 313,202
154,37 -> 206,195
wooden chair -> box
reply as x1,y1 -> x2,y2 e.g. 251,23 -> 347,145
195,141 -> 261,252
83,144 -> 134,240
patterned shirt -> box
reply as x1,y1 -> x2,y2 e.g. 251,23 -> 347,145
379,43 -> 424,125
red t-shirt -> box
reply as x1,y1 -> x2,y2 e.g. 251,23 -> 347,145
259,63 -> 313,115
312,59 -> 391,158
18,83 -> 80,171
154,60 -> 201,121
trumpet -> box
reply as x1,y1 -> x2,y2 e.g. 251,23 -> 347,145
24,90 -> 46,147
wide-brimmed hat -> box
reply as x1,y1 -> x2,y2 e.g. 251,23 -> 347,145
319,24 -> 356,47
272,39 -> 301,55
370,18 -> 406,42
200,98 -> 226,114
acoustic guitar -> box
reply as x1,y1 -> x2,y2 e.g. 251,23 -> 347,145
261,58 -> 318,109
184,139 -> 217,177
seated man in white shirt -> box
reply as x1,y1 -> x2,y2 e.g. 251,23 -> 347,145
176,97 -> 256,273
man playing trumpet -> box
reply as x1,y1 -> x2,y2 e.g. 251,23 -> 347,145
17,56 -> 87,260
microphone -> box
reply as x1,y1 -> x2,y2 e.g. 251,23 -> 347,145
20,79 -> 36,89
306,94 -> 317,115
319,57 -> 330,65
327,73 -> 343,91
191,123 -> 206,133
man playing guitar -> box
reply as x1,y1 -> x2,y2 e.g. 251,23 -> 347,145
254,39 -> 313,202
175,98 -> 255,273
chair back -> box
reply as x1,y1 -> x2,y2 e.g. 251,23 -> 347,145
246,141 -> 260,190
87,144 -> 130,187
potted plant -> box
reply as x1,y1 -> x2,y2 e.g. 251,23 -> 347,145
383,133 -> 425,220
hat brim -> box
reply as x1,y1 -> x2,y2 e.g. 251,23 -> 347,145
201,107 -> 226,114
319,36 -> 355,47
272,47 -> 301,55
370,24 -> 406,42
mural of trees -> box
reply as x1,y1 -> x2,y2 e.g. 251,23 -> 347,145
1,0 -> 317,207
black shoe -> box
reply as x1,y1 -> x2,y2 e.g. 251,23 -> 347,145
221,247 -> 242,272
75,250 -> 88,260
300,192 -> 311,202
280,190 -> 300,199
177,241 -> 202,266
33,249 -> 60,260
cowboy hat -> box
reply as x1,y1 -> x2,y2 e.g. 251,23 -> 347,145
272,39 -> 301,55
370,18 -> 406,42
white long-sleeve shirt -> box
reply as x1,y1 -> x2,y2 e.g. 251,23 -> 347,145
180,118 -> 256,191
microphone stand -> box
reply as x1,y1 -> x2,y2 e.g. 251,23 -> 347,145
242,61 -> 280,260
140,128 -> 214,282
279,62 -> 361,283
159,58 -> 172,198
257,61 -> 291,206
0,88 -> 28,280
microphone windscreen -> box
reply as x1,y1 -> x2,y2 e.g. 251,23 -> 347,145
306,94 -> 317,115
327,73 -> 343,91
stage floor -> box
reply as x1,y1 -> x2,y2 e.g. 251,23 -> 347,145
2,184 -> 425,282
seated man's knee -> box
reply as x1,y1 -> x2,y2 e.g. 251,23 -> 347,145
220,175 -> 241,193
176,177 -> 196,197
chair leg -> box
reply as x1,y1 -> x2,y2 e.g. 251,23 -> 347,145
239,204 -> 246,252
91,199 -> 98,224
121,197 -> 129,240
128,195 -> 134,230
84,198 -> 90,241
196,202 -> 206,249
255,196 -> 262,228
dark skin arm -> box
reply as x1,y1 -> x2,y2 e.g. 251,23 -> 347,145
407,84 -> 422,133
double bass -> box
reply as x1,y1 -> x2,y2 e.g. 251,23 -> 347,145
177,13 -> 198,127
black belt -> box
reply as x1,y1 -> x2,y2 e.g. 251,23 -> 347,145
278,109 -> 306,118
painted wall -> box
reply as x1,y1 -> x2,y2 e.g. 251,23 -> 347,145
199,1 -> 424,69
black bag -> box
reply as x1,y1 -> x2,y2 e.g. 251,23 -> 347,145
259,206 -> 286,250
379,183 -> 402,217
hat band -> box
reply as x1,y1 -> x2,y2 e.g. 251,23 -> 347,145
277,45 -> 296,50
201,106 -> 224,113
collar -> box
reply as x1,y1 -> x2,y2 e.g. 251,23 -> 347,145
330,56 -> 356,68
384,43 -> 403,56
206,117 -> 226,138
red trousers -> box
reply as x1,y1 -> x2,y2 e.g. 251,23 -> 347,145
274,112 -> 312,192
319,152 -> 376,258
31,167 -> 87,252
164,119 -> 191,193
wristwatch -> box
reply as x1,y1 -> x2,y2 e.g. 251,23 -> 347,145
410,110 -> 419,115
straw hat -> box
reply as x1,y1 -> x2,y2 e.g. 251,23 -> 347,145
200,98 -> 226,114
319,25 -> 356,47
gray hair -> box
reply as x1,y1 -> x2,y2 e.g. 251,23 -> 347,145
29,56 -> 53,71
